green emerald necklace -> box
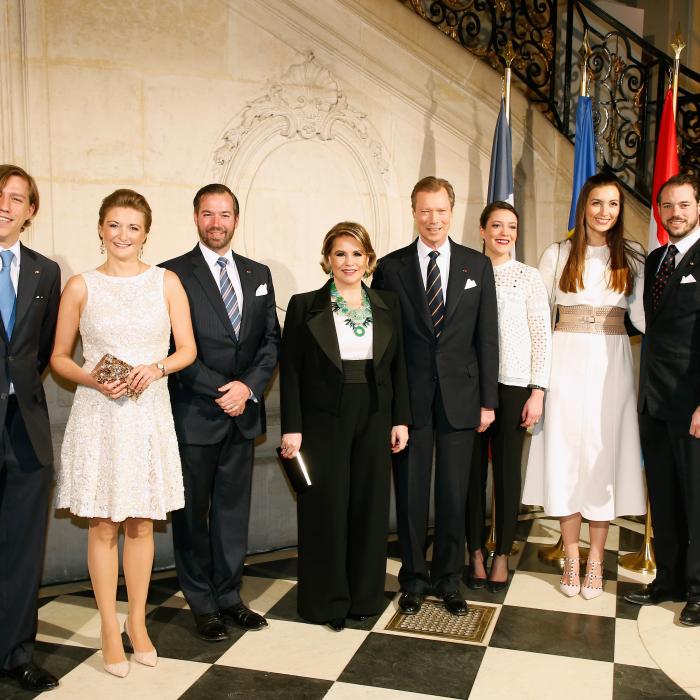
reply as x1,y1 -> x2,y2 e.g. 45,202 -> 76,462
330,281 -> 373,337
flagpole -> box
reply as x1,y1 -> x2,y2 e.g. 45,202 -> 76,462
670,26 -> 686,115
503,40 -> 515,125
580,29 -> 590,98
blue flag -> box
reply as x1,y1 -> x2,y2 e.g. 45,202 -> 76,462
487,98 -> 514,206
567,96 -> 597,234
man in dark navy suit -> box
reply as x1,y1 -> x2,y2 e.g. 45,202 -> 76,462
162,184 -> 280,640
372,176 -> 499,616
0,165 -> 60,691
627,174 -> 700,626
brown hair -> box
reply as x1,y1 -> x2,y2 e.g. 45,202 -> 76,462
657,173 -> 700,205
320,222 -> 377,276
559,174 -> 643,295
411,176 -> 455,210
193,183 -> 239,216
98,189 -> 153,233
479,201 -> 519,229
0,163 -> 40,231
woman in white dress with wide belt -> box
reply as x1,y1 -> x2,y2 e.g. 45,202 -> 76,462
52,190 -> 196,677
522,173 -> 647,599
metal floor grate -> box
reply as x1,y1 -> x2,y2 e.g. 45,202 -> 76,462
384,599 -> 496,643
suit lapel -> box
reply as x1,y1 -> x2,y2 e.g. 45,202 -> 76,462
397,240 -> 432,333
13,244 -> 41,337
234,254 -> 256,341
652,238 -> 700,319
444,240 -> 469,324
190,246 -> 238,343
366,286 -> 390,367
307,282 -> 342,373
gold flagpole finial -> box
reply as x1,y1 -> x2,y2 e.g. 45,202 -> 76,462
579,29 -> 591,97
670,25 -> 686,115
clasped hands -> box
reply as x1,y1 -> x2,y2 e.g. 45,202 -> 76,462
95,363 -> 164,400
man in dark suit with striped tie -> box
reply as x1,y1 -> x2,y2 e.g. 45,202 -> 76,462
162,184 -> 280,641
372,176 -> 499,616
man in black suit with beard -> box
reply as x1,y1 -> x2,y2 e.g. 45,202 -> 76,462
626,174 -> 700,626
162,184 -> 280,640
372,176 -> 499,616
0,165 -> 60,692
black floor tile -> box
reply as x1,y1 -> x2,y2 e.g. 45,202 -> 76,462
338,631 -> 485,698
513,517 -> 535,542
181,665 -> 331,700
615,580 -> 644,621
613,663 -> 690,699
618,525 -> 645,553
243,557 -> 298,580
490,605 -> 615,662
146,606 -> 244,664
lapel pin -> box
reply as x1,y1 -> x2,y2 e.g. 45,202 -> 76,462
34,269 -> 40,274
245,268 -> 252,274
690,261 -> 695,267
462,268 -> 468,273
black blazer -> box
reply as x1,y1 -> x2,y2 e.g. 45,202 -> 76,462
0,244 -> 60,467
280,281 -> 411,434
372,238 -> 499,430
639,237 -> 700,422
161,245 -> 280,444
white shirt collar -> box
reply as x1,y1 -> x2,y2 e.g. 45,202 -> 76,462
199,241 -> 233,267
0,239 -> 21,267
670,226 -> 700,257
416,236 -> 450,259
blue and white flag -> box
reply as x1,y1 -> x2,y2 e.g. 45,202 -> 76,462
487,98 -> 514,206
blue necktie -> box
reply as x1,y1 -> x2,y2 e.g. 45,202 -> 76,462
0,250 -> 16,338
217,257 -> 241,338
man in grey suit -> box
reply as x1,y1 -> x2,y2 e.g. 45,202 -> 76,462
162,184 -> 280,641
0,164 -> 60,692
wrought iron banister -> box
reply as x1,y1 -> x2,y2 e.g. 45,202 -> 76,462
402,0 -> 700,207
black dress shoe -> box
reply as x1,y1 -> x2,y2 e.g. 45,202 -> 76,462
398,592 -> 424,615
442,591 -> 469,616
680,602 -> 700,626
623,584 -> 686,606
487,579 -> 508,593
194,612 -> 230,641
347,613 -> 370,621
325,619 -> 345,632
466,567 -> 487,590
221,602 -> 268,631
2,662 -> 58,692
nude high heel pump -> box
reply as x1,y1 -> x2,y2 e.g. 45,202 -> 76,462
122,620 -> 158,667
580,560 -> 604,600
559,557 -> 580,597
101,633 -> 129,678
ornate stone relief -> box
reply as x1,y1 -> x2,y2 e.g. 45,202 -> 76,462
212,51 -> 390,181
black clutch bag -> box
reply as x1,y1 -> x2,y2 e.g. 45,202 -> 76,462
275,447 -> 312,494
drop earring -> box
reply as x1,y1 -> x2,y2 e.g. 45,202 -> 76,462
99,239 -> 105,254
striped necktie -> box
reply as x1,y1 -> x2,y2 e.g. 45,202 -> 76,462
426,250 -> 444,337
217,257 -> 241,338
0,250 -> 17,338
652,244 -> 677,311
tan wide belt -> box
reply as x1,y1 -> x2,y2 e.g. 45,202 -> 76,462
555,304 -> 626,335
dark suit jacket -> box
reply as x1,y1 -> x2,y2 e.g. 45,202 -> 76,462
0,244 -> 60,467
280,281 -> 411,434
639,237 -> 700,422
372,238 -> 499,430
161,245 -> 280,444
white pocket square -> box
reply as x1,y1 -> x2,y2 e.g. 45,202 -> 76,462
464,278 -> 477,290
255,283 -> 268,296
681,274 -> 696,284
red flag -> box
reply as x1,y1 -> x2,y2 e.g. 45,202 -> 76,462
648,88 -> 680,250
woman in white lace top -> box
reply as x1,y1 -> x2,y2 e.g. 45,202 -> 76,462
467,202 -> 552,591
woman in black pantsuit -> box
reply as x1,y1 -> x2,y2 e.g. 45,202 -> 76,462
280,222 -> 410,631
466,202 -> 552,592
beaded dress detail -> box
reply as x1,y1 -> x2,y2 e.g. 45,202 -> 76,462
56,267 -> 184,521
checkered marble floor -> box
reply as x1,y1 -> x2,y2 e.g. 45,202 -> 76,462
3,516 -> 698,700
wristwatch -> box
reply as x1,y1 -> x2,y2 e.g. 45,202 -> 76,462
157,362 -> 166,377
528,384 -> 545,391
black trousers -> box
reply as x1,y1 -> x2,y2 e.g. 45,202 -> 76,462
172,421 -> 254,615
466,384 -> 529,556
394,388 -> 474,596
0,397 -> 52,670
297,377 -> 392,623
639,411 -> 700,601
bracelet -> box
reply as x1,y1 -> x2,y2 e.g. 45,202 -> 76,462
528,384 -> 546,392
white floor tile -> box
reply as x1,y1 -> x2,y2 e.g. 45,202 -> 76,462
215,618 -> 368,681
469,647 -> 614,700
240,575 -> 296,614
504,571 -> 617,617
613,618 -> 657,668
325,682 -> 447,699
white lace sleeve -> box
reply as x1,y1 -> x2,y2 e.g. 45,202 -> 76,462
526,267 -> 553,387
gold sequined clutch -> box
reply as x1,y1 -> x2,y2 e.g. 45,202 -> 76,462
91,353 -> 141,399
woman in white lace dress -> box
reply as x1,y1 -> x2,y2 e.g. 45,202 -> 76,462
52,190 -> 196,677
522,174 -> 647,599
466,202 -> 552,592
